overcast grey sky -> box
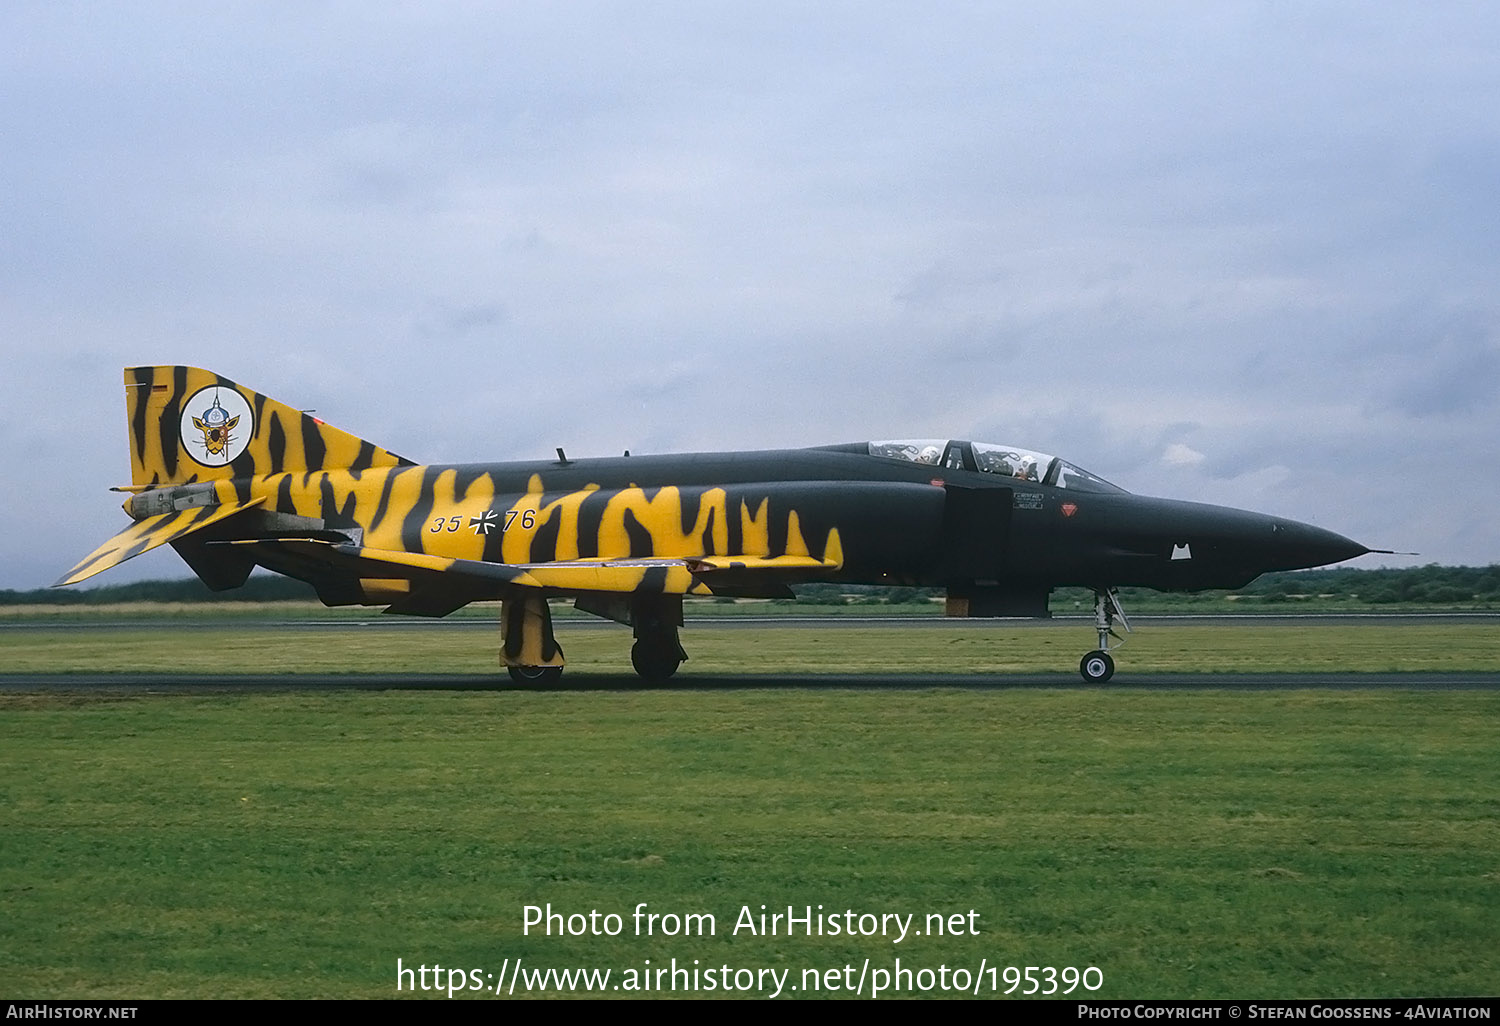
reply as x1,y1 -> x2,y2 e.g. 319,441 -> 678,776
4,2 -> 1497,589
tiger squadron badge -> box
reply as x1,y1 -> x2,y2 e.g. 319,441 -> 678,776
179,386 -> 253,466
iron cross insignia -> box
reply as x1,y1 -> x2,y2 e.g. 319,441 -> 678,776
469,509 -> 500,535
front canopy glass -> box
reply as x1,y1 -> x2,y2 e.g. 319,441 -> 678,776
867,439 -> 1125,493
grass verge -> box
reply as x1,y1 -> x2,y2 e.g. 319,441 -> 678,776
0,689 -> 1495,998
1,621 -> 1497,675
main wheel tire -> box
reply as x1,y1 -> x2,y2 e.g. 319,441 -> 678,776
507,664 -> 563,685
631,641 -> 682,681
1079,650 -> 1115,683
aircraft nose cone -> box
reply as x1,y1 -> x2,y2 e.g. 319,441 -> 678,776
1268,520 -> 1369,571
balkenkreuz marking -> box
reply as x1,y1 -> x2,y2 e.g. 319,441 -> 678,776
470,510 -> 500,535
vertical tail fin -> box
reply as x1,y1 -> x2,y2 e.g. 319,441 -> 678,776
125,366 -> 414,487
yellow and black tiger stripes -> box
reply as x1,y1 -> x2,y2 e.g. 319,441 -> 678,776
125,365 -> 414,488
68,367 -> 932,614
55,494 -> 267,587
501,594 -> 565,670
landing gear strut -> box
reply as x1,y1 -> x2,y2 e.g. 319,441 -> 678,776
1080,587 -> 1130,683
501,593 -> 565,685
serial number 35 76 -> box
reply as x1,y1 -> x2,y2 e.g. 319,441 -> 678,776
428,509 -> 535,534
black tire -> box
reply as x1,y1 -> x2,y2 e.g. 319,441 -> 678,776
507,664 -> 563,685
1079,650 -> 1115,683
631,641 -> 682,682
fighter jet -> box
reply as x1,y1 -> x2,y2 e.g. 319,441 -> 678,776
58,366 -> 1373,682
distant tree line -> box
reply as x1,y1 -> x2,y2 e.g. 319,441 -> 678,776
5,564 -> 1497,607
2,575 -> 317,605
796,565 -> 1500,607
1066,564 -> 1500,607
1227,565 -> 1500,605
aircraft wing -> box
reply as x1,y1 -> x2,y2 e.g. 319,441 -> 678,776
56,498 -> 267,587
513,551 -> 843,596
211,535 -> 845,614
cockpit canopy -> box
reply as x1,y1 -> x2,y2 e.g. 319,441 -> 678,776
867,439 -> 1125,493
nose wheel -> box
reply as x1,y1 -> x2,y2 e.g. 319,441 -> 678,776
1081,588 -> 1130,683
1080,650 -> 1115,683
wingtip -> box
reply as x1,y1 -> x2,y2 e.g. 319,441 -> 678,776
53,562 -> 97,588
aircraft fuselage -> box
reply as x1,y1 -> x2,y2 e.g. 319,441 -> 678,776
61,367 -> 1373,682
163,442 -> 1365,611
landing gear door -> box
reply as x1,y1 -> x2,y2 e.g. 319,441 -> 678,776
940,485 -> 1012,579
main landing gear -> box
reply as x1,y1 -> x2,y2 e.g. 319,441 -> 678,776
505,592 -> 689,686
501,594 -> 566,685
1079,587 -> 1131,683
507,663 -> 563,685
631,598 -> 687,683
631,636 -> 685,681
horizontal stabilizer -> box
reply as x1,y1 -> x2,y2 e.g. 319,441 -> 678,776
56,498 -> 266,587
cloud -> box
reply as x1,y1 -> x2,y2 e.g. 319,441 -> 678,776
6,3 -> 1500,586
1162,444 -> 1206,468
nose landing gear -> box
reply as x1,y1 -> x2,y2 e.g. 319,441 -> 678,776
1080,587 -> 1130,683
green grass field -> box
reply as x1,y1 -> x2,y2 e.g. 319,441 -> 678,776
2,622 -> 1497,999
1,620 -> 1496,675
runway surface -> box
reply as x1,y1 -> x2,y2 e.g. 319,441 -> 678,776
3,670 -> 1497,692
